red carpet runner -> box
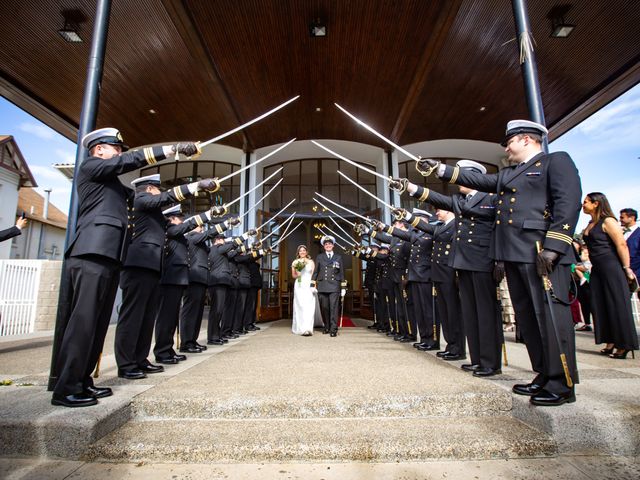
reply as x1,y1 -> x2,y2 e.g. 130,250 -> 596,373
339,316 -> 356,328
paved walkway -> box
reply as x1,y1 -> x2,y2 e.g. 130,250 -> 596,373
1,318 -> 639,478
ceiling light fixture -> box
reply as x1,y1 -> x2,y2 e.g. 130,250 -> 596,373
58,9 -> 85,43
548,5 -> 575,38
310,19 -> 326,37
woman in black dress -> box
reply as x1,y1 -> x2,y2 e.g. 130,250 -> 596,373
582,192 -> 638,359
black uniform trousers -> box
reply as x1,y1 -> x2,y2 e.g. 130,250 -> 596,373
388,282 -> 410,337
233,288 -> 249,332
221,287 -> 238,337
179,282 -> 207,348
243,287 -> 259,329
504,262 -> 577,394
207,285 -> 227,341
457,270 -> 503,370
53,255 -> 120,396
115,267 -> 160,372
434,270 -> 465,356
380,288 -> 394,332
154,285 -> 184,360
318,291 -> 340,333
408,281 -> 435,345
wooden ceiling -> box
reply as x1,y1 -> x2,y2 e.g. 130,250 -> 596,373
1,0 -> 638,152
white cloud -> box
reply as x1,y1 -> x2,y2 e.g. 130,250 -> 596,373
29,164 -> 69,182
18,122 -> 56,140
54,148 -> 75,164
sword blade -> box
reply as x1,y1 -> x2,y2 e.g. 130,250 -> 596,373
337,170 -> 394,210
241,178 -> 283,221
314,226 -> 345,250
334,103 -> 420,161
312,198 -> 355,227
255,198 -> 297,232
225,167 -> 283,209
273,221 -> 304,248
262,212 -> 296,242
219,138 -> 296,183
323,224 -> 355,247
315,191 -> 371,224
328,216 -> 358,244
310,140 -> 389,182
201,96 -> 300,148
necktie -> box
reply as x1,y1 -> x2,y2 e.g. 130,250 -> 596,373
328,253 -> 332,259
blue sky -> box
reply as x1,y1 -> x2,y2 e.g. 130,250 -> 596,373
1,85 -> 639,230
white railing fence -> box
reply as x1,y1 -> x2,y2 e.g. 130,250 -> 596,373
0,260 -> 42,336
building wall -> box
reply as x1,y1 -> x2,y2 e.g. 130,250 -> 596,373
10,222 -> 65,260
33,260 -> 62,332
0,168 -> 20,259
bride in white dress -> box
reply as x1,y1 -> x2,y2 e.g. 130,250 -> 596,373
291,245 -> 316,336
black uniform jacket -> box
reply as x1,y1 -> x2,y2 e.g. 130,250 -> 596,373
123,185 -> 196,272
160,217 -> 207,286
383,226 -> 433,282
440,151 -> 581,264
413,220 -> 455,283
233,249 -> 254,288
66,146 -> 167,262
248,257 -> 263,289
208,240 -> 238,287
312,252 -> 346,293
186,230 -> 210,285
412,187 -> 496,273
369,231 -> 411,283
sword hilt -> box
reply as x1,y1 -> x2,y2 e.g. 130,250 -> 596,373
560,353 -> 574,388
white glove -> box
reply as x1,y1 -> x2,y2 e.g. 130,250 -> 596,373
311,287 -> 317,294
341,289 -> 346,297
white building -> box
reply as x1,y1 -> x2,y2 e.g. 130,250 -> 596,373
0,135 -> 37,259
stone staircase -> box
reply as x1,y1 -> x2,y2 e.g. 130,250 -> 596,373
87,321 -> 555,463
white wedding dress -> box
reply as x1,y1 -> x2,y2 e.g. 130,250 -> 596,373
291,260 -> 317,335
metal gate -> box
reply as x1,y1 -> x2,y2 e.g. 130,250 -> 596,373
0,260 -> 41,336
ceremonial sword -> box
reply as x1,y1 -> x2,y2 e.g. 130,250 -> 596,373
261,212 -> 297,243
217,138 -> 295,184
239,178 -> 283,223
314,192 -> 373,225
311,140 -> 392,184
314,226 -> 345,250
272,221 -> 304,249
200,96 -> 299,149
323,224 -> 357,248
255,198 -> 297,232
333,103 -> 439,178
312,198 -> 355,227
536,241 -> 573,388
328,216 -> 358,245
337,170 -> 396,211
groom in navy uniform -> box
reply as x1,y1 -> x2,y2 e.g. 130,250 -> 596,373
311,235 -> 346,337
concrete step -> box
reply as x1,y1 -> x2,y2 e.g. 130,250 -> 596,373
87,416 -> 556,463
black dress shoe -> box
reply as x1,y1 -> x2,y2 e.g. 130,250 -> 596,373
512,382 -> 544,396
461,363 -> 481,372
139,364 -> 165,374
436,350 -> 450,357
399,336 -> 417,343
473,367 -> 502,377
195,342 -> 208,351
179,346 -> 203,353
367,324 -> 380,329
51,392 -> 98,408
323,330 -> 329,334
249,325 -> 261,330
155,357 -> 179,365
85,385 -> 113,398
442,353 -> 466,361
232,330 -> 246,336
207,339 -> 225,346
330,332 -> 337,337
225,333 -> 240,339
220,338 -> 229,343
118,369 -> 147,380
413,342 -> 424,348
419,343 -> 440,351
530,389 -> 576,406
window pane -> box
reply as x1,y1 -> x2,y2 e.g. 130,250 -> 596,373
300,159 -> 317,185
282,185 -> 298,210
215,162 -> 232,179
340,184 -> 358,211
282,160 -> 299,185
338,160 -> 357,183
263,185 -> 282,213
176,161 -> 195,182
358,186 -> 376,212
320,159 -> 339,186
196,161 -> 214,179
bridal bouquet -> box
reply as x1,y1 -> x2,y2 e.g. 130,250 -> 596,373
293,259 -> 307,283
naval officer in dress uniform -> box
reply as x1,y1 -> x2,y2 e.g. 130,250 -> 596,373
394,160 -> 503,376
115,174 -> 219,379
311,235 -> 346,337
418,120 -> 582,406
51,128 -> 199,407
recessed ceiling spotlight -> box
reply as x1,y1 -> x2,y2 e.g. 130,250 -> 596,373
149,109 -> 156,114
315,107 -> 322,112
479,106 -> 487,112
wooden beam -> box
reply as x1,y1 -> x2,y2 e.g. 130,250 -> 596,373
160,0 -> 253,150
390,1 -> 464,143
